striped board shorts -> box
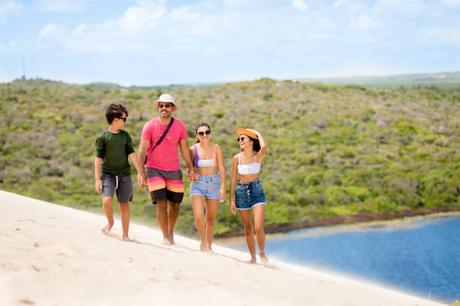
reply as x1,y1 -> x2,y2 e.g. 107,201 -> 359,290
145,167 -> 184,204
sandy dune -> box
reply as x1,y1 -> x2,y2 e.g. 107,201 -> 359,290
0,190 -> 445,306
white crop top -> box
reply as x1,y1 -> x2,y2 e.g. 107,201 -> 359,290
194,144 -> 216,168
197,159 -> 216,168
237,154 -> 261,175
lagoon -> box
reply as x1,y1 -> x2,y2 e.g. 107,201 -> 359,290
230,215 -> 460,303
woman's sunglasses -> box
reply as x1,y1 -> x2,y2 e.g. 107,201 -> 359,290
237,136 -> 248,142
198,130 -> 211,136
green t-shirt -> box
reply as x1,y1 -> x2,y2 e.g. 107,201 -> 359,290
95,130 -> 135,176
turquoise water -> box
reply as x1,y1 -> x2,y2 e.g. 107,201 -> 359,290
234,216 -> 460,303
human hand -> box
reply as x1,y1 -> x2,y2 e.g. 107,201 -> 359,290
95,179 -> 102,193
219,188 -> 226,203
187,168 -> 196,181
136,173 -> 145,188
230,201 -> 237,215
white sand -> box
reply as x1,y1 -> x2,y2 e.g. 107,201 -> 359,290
0,190 -> 445,306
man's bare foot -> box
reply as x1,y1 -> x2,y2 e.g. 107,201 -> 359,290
200,242 -> 210,252
162,238 -> 174,246
101,221 -> 114,235
260,252 -> 269,264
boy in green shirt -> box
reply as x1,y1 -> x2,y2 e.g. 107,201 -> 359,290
94,104 -> 144,240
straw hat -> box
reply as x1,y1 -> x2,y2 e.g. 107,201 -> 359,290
236,128 -> 258,140
156,93 -> 177,108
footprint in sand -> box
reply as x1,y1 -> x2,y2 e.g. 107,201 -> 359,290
19,298 -> 35,305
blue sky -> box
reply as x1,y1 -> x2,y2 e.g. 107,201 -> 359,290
1,0 -> 460,86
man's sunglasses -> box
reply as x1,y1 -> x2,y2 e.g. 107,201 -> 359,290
159,103 -> 173,109
198,130 -> 211,136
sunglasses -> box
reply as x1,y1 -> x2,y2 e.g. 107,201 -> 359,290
198,130 -> 211,136
118,117 -> 127,122
237,136 -> 248,142
159,103 -> 172,109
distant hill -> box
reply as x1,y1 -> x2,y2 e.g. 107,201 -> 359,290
300,71 -> 460,89
1,78 -> 459,237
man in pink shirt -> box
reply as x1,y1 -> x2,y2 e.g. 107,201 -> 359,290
138,93 -> 195,245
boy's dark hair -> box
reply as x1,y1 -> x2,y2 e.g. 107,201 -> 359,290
106,104 -> 128,124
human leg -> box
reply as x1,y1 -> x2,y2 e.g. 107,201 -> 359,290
253,204 -> 268,263
239,210 -> 256,263
155,199 -> 171,244
167,201 -> 180,245
191,195 -> 207,251
101,196 -> 114,234
205,199 -> 219,251
116,176 -> 133,240
119,202 -> 130,240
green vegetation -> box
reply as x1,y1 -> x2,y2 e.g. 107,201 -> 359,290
1,78 -> 460,238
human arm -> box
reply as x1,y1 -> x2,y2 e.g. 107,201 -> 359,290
128,152 -> 145,187
249,129 -> 267,162
179,139 -> 195,180
94,157 -> 103,193
229,155 -> 238,214
137,138 -> 149,187
216,144 -> 226,202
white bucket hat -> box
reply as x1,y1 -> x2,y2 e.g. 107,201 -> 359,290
157,93 -> 176,108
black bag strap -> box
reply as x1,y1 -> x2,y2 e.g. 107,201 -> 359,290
146,117 -> 175,161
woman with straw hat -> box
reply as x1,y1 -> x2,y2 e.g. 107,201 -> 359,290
230,128 -> 268,264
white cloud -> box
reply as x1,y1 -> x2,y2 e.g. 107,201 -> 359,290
39,24 -> 58,39
292,0 -> 309,11
419,27 -> 460,46
117,1 -> 166,33
441,0 -> 460,6
34,0 -> 83,12
348,15 -> 377,30
0,1 -> 23,23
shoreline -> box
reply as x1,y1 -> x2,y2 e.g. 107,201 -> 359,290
215,208 -> 460,238
0,189 -> 445,306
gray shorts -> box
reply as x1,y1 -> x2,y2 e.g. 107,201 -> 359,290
101,174 -> 133,203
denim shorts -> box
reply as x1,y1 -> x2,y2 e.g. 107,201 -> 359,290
190,174 -> 221,200
101,174 -> 133,203
235,180 -> 266,210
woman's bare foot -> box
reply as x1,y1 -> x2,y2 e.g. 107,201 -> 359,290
248,258 -> 257,264
101,221 -> 114,235
260,251 -> 269,264
122,235 -> 130,241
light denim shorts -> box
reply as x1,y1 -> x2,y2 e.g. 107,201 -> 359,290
235,180 -> 266,210
190,174 -> 220,200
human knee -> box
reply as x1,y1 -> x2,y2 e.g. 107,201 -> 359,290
254,224 -> 264,234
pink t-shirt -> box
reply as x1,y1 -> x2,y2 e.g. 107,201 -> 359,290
141,118 -> 188,171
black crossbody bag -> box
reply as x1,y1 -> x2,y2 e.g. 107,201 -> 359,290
145,118 -> 174,204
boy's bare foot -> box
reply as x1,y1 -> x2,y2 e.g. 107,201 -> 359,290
101,221 -> 114,235
260,252 -> 269,264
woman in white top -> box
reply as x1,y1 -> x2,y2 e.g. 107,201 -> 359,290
230,128 -> 268,264
189,123 -> 226,252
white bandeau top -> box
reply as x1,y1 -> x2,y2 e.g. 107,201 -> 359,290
237,154 -> 261,175
194,144 -> 216,168
197,159 -> 216,168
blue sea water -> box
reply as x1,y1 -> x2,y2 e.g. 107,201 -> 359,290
233,216 -> 460,303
